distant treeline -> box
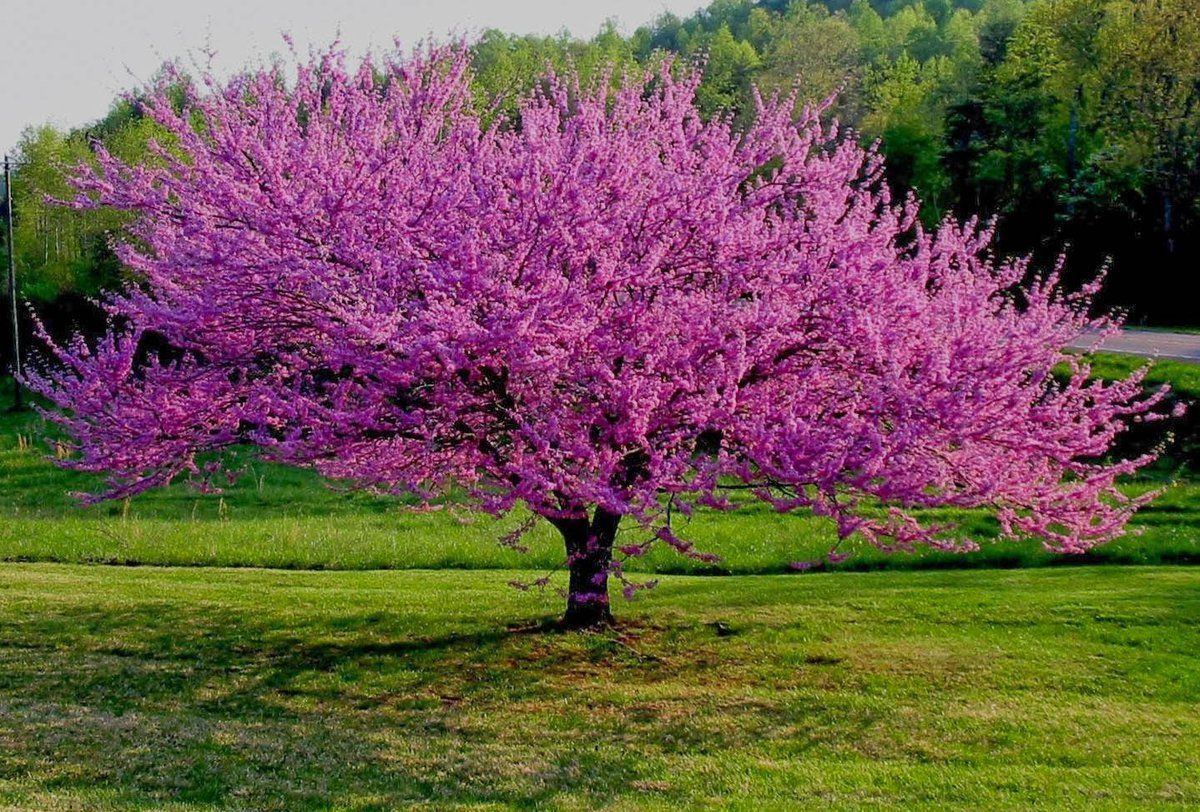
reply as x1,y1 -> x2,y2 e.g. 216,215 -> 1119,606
4,0 -> 1198,324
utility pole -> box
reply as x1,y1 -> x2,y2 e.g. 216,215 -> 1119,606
3,154 -> 22,410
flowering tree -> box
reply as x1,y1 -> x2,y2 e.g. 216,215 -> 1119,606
29,47 -> 1168,628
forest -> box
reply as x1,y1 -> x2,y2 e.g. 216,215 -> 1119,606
4,0 -> 1198,326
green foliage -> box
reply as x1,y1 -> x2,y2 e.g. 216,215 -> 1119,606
862,54 -> 954,214
692,25 -> 762,116
7,98 -> 169,300
470,24 -> 644,122
1093,0 -> 1200,241
9,126 -> 109,300
758,3 -> 862,115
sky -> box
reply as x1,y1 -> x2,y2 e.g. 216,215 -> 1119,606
0,0 -> 710,155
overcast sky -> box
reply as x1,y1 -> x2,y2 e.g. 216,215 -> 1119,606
1,0 -> 710,155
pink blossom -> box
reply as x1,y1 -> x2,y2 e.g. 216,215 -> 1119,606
26,45 -> 1168,625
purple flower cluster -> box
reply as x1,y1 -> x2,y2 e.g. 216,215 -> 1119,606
27,44 -> 1169,591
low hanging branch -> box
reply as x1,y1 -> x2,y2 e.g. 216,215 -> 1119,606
26,43 -> 1172,628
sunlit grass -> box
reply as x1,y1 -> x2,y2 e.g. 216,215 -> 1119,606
1080,352 -> 1200,399
0,563 -> 1196,808
3,361 -> 1198,575
2,443 -> 1199,575
1,359 -> 1197,808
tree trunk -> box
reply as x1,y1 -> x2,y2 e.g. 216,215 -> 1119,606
551,508 -> 621,630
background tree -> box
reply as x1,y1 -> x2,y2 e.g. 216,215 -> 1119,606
29,47 -> 1165,628
968,0 -> 1200,319
1094,0 -> 1200,258
691,24 -> 762,116
471,24 -> 643,122
7,92 -> 172,301
757,3 -> 863,118
861,53 -> 953,216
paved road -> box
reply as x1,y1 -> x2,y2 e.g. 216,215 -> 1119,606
1067,329 -> 1200,362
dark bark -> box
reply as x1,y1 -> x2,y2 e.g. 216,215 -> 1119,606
548,507 -> 621,630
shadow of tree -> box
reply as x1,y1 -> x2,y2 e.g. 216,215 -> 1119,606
0,597 -> 836,809
8,566 -> 1195,807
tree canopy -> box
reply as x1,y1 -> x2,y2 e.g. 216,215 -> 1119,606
28,46 -> 1167,626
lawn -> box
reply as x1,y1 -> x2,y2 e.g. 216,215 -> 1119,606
1081,352 -> 1200,399
0,563 -> 1196,808
1,357 -> 1198,807
2,381 -> 1199,575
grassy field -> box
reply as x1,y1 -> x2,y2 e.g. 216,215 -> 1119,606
2,389 -> 1198,576
1,563 -> 1198,809
1082,352 -> 1200,399
1,356 -> 1198,808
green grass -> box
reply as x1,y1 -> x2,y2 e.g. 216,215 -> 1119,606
1,563 -> 1197,808
2,480 -> 1198,574
1,359 -> 1198,808
3,371 -> 1199,575
1081,353 -> 1200,400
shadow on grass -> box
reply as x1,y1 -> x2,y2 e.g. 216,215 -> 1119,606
0,600 -> 781,808
3,566 -> 1199,807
